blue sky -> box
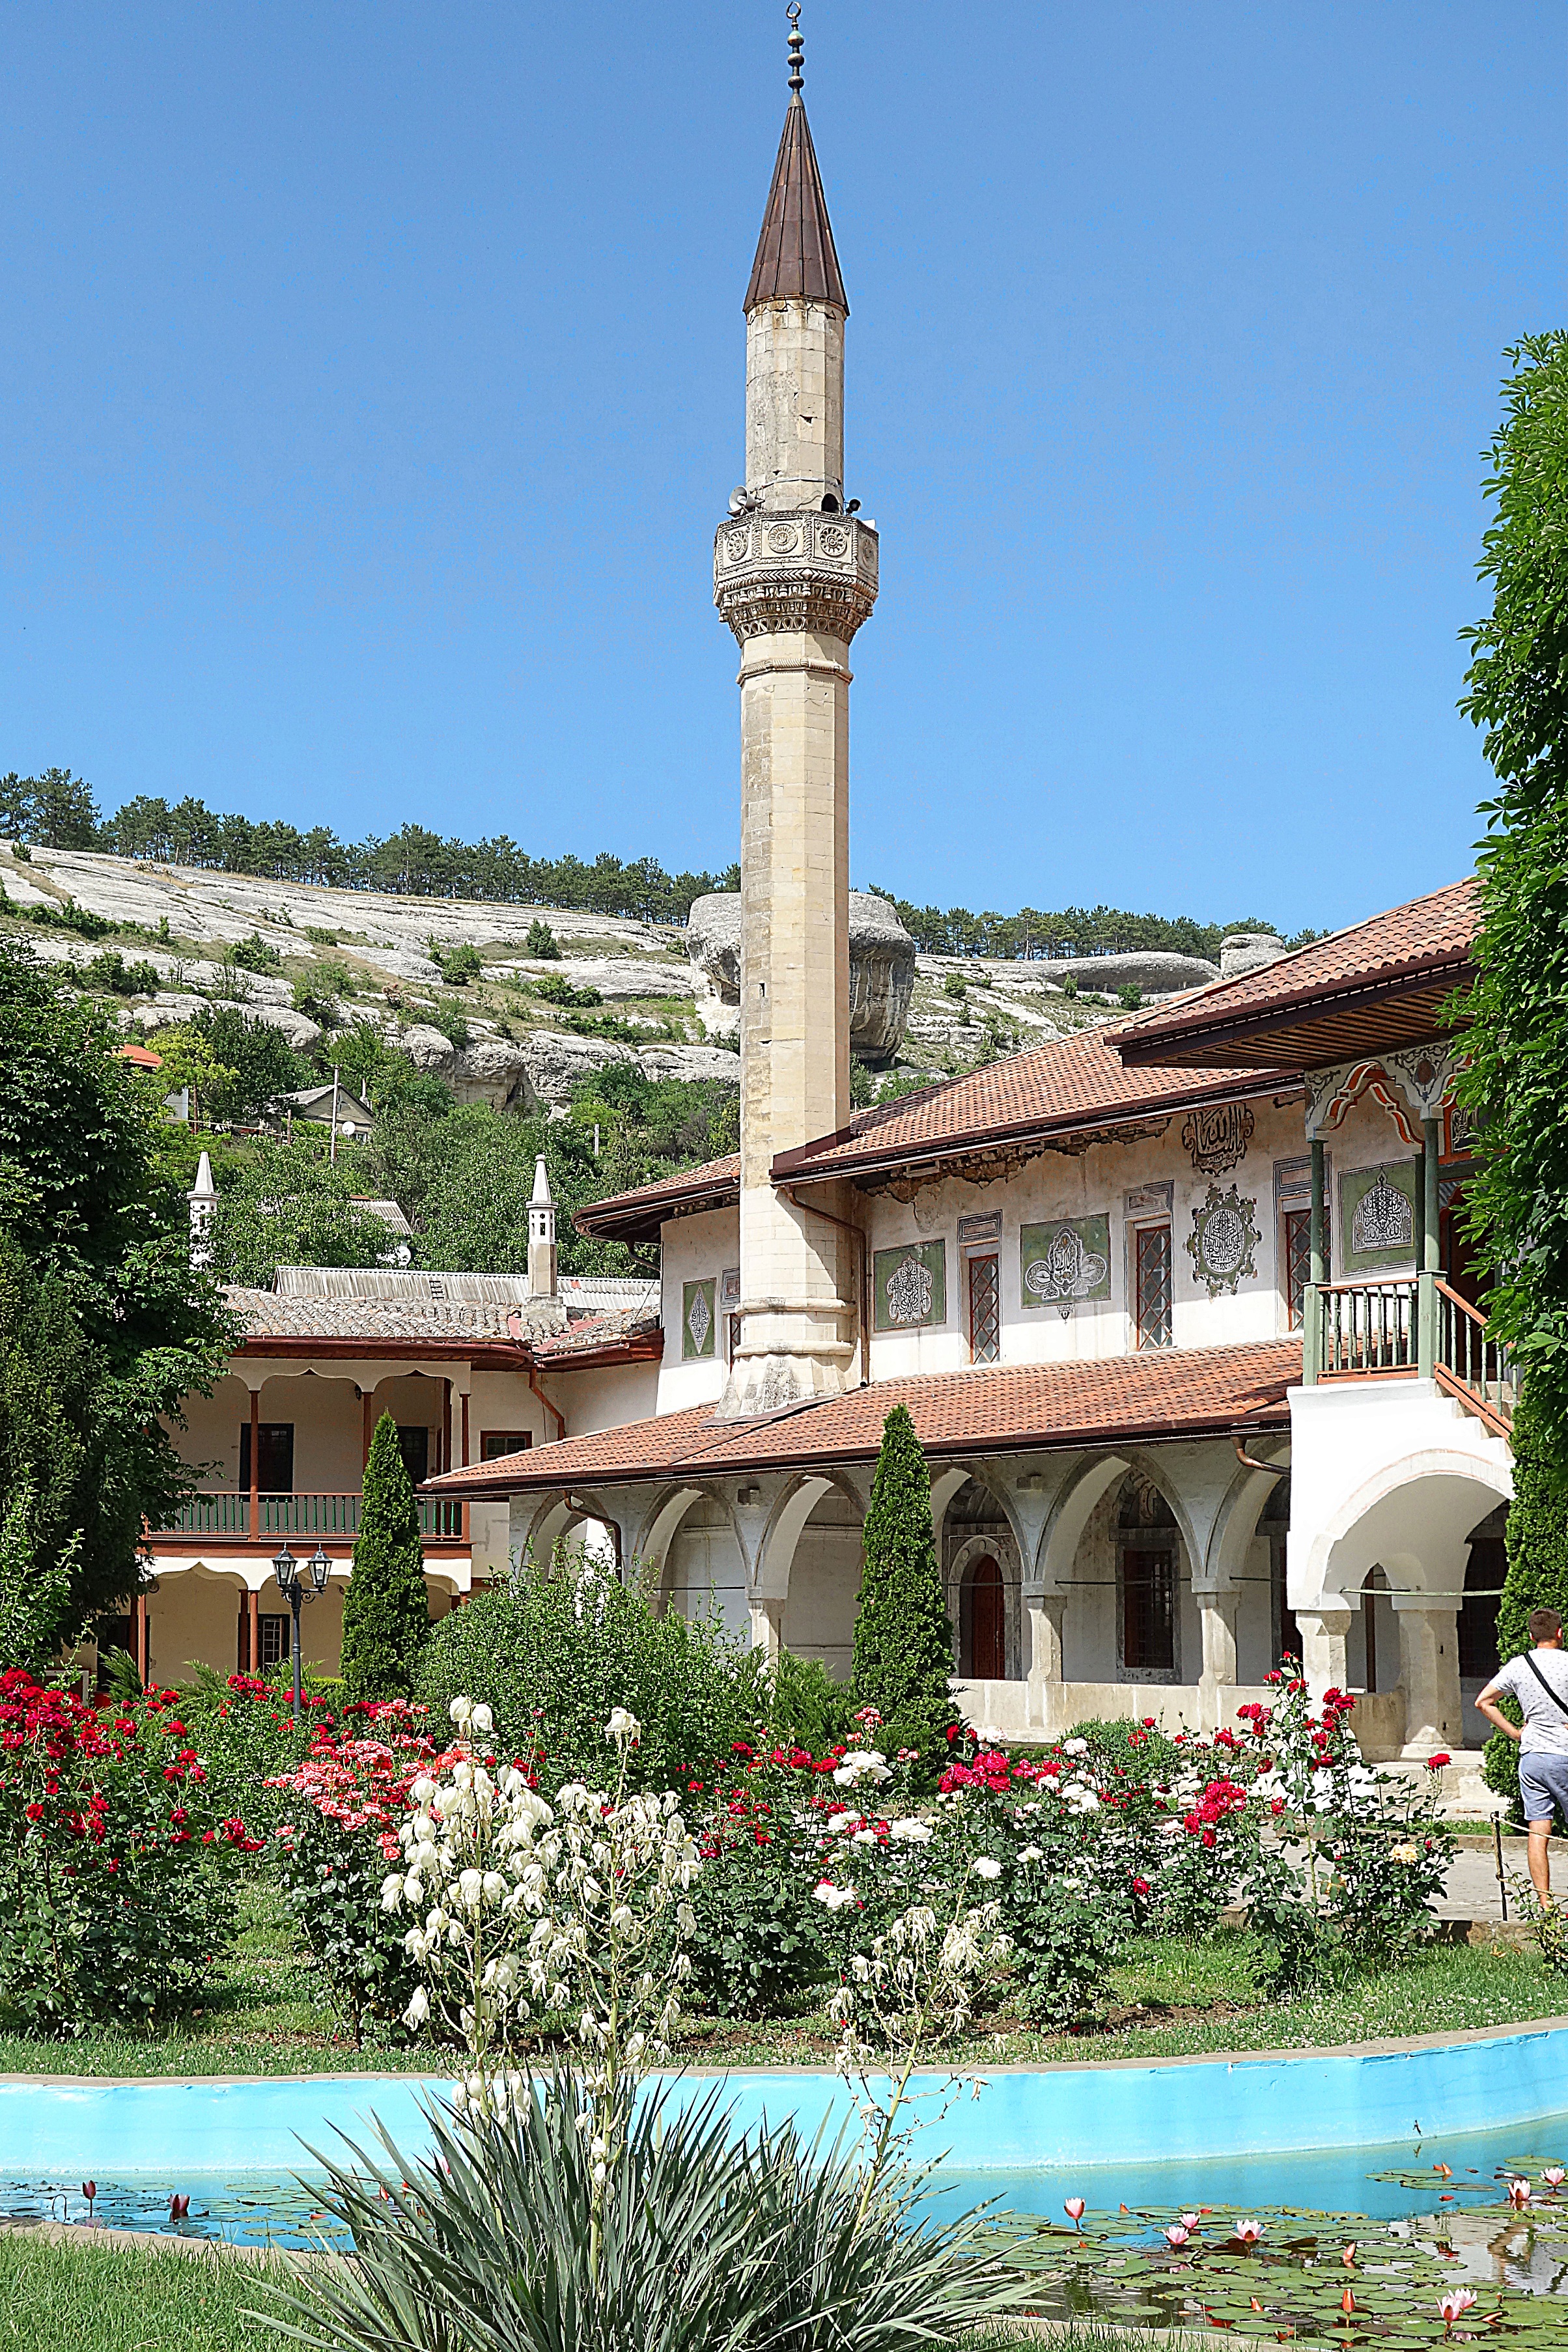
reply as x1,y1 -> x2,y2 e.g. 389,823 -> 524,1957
1,2 -> 1562,934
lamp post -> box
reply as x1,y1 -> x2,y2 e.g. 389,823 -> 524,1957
272,1541 -> 333,1720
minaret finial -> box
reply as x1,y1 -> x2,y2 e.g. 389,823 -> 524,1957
787,3 -> 804,95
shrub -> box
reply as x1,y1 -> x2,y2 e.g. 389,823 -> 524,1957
1117,983 -> 1143,1011
268,1709 -> 439,2043
20,896 -> 114,941
850,1407 -> 959,1775
432,940 -> 483,987
340,1415 -> 432,1703
303,925 -> 339,947
1483,1401 -> 1568,1812
431,1003 -> 471,1050
942,973 -> 967,1000
768,1649 -> 852,1752
231,931 -> 282,972
686,1752 -> 829,2017
175,1665 -> 324,1838
417,1552 -> 768,1791
81,948 -> 160,996
525,917 -> 560,958
531,972 -> 602,1009
0,1670 -> 259,2029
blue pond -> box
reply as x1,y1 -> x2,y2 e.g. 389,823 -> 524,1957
3,2023 -> 1566,2248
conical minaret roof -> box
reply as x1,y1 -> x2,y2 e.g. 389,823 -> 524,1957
744,71 -> 847,315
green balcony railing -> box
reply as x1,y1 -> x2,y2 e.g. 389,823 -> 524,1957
1304,1274 -> 1515,1435
151,1491 -> 469,1542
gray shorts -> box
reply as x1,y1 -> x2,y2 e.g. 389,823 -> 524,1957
1519,1752 -> 1568,1825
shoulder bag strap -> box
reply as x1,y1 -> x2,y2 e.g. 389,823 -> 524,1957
1524,1652 -> 1568,1718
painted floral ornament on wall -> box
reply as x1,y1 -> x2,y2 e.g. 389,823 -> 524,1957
1185,1183 -> 1259,1297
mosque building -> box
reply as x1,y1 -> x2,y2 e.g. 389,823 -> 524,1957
141,21 -> 1511,1784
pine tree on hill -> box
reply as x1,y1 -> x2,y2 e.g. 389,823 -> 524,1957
1481,1399 -> 1568,1810
340,1414 -> 432,1703
851,1405 -> 959,1777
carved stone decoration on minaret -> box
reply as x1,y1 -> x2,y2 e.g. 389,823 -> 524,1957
714,7 -> 878,1417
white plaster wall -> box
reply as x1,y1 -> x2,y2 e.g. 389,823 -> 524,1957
781,1494 -> 863,1680
665,1497 -> 749,1640
553,1362 -> 662,1438
468,1367 -> 550,1457
1287,1380 -> 1513,1610
657,1207 -> 740,1414
860,1093 -> 1309,1380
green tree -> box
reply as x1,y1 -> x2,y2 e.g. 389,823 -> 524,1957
0,944 -> 231,1637
525,919 -> 560,958
25,767 -> 102,849
850,1405 -> 958,1772
1455,333 -> 1568,1461
1481,1399 -> 1568,1808
208,1135 -> 393,1287
188,1005 -> 309,1125
340,1414 -> 431,1702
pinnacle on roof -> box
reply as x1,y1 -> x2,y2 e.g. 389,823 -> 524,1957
744,8 -> 848,315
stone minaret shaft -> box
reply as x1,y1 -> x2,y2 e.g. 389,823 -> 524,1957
714,23 -> 878,1414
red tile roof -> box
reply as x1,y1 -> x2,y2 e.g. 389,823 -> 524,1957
575,1153 -> 740,1244
774,1026 -> 1296,1184
426,1339 -> 1299,1494
1118,880 -> 1478,1071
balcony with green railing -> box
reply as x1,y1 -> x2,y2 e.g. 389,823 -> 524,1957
148,1491 -> 469,1545
1302,1272 -> 1516,1436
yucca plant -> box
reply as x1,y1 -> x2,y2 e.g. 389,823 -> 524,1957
259,2073 -> 1020,2352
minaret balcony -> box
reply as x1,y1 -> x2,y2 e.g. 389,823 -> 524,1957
713,508 -> 879,644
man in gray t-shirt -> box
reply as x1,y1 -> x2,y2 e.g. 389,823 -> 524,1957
1478,1606 -> 1568,1903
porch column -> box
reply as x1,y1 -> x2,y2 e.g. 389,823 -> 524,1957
1295,1604 -> 1352,1696
1304,1138 -> 1326,1383
249,1388 -> 261,1542
748,1597 -> 785,1664
1417,1117 -> 1441,1380
460,1389 -> 470,1468
1395,1600 -> 1463,1755
248,1587 -> 260,1675
1197,1589 -> 1240,1730
1024,1593 -> 1066,1729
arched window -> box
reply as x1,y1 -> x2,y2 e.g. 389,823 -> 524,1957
1117,1477 -> 1179,1677
960,1554 -> 1005,1680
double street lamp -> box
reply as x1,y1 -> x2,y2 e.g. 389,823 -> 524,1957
272,1541 -> 331,1720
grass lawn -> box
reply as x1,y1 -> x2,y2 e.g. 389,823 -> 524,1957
0,2233 -> 299,2352
0,1876 -> 1561,2079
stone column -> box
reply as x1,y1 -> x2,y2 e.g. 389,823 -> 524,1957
1025,1594 -> 1067,1729
1295,1605 -> 1353,1696
1395,1602 -> 1463,1754
1197,1589 -> 1240,1731
748,1597 -> 785,1664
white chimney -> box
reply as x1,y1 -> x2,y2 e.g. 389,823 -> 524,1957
188,1149 -> 217,1269
527,1154 -> 557,1300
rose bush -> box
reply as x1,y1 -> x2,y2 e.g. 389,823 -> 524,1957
266,1702 -> 457,2044
0,1668 -> 259,2030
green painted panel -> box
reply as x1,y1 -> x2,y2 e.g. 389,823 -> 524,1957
1020,1216 -> 1111,1313
1340,1160 -> 1420,1270
681,1277 -> 717,1360
873,1241 -> 947,1332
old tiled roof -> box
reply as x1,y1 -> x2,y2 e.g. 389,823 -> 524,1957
227,1286 -> 555,1349
533,1309 -> 663,1367
1117,879 -> 1479,1072
227,1282 -> 660,1367
774,1026 -> 1296,1185
744,95 -> 848,313
426,1339 -> 1299,1494
575,1153 -> 741,1244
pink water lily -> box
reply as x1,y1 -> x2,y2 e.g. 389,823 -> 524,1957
1064,2197 -> 1085,2227
1543,2166 -> 1565,2191
1231,2217 -> 1264,2247
1440,2288 -> 1476,2331
1507,2177 -> 1532,2209
1164,2224 -> 1191,2249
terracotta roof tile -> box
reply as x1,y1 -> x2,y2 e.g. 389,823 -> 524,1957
575,1153 -> 740,1242
427,1339 -> 1299,1492
774,1026 -> 1296,1182
1118,880 -> 1478,1069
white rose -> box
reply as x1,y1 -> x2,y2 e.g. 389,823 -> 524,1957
972,1856 -> 1003,1880
1062,1737 -> 1089,1756
888,1818 -> 932,1843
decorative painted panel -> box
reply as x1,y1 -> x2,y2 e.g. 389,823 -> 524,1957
873,1241 -> 947,1331
1020,1217 -> 1111,1317
1184,1183 -> 1261,1297
1339,1162 -> 1418,1270
681,1278 -> 717,1359
1180,1102 -> 1255,1174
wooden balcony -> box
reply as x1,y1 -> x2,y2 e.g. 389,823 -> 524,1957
147,1491 -> 470,1551
1306,1274 -> 1515,1436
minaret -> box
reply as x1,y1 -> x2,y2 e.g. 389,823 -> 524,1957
714,7 -> 878,1416
527,1155 -> 557,1300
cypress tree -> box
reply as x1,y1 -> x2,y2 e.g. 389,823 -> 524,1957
850,1405 -> 959,1771
340,1414 -> 431,1703
1481,1398 -> 1568,1808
